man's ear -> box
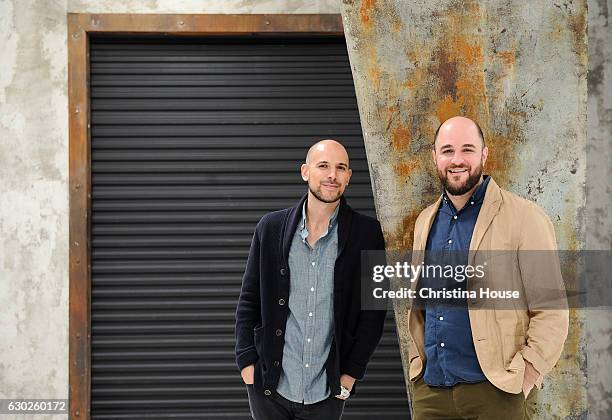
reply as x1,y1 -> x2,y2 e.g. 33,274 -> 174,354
481,146 -> 489,167
431,148 -> 436,166
300,163 -> 308,181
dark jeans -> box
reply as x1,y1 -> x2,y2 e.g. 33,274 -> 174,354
246,384 -> 345,420
412,377 -> 538,420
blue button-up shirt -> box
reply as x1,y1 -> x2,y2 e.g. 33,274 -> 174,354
276,201 -> 339,404
422,175 -> 490,387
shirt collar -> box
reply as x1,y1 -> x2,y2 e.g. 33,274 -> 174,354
442,174 -> 490,211
299,199 -> 340,239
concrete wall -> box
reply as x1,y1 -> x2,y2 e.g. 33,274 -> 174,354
0,1 -> 339,418
586,1 -> 612,418
341,0 -> 609,418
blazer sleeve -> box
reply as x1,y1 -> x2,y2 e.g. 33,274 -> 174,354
342,220 -> 388,381
518,204 -> 569,388
234,223 -> 262,371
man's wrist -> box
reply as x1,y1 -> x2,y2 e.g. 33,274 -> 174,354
340,374 -> 356,391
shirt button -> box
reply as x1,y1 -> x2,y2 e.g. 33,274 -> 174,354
448,239 -> 452,244
440,342 -> 445,347
307,338 -> 311,343
309,312 -> 313,317
278,298 -> 285,306
275,329 -> 283,336
310,287 -> 315,292
305,364 -> 309,368
453,215 -> 457,220
311,261 -> 316,266
439,316 -> 444,321
470,201 -> 474,205
264,389 -> 272,396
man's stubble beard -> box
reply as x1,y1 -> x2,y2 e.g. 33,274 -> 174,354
308,183 -> 343,204
438,161 -> 483,196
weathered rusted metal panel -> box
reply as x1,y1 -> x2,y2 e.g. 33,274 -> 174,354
341,0 -> 587,417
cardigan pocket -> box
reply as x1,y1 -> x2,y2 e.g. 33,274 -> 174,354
253,325 -> 265,360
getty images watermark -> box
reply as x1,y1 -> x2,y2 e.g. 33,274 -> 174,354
359,250 -> 612,310
371,260 -> 520,300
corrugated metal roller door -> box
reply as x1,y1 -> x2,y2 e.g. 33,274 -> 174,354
90,35 -> 410,419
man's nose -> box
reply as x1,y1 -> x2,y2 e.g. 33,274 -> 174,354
451,152 -> 466,165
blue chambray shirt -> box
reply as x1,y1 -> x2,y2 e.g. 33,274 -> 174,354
276,201 -> 339,404
422,175 -> 490,387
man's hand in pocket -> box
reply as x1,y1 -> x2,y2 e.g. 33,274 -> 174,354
241,364 -> 255,385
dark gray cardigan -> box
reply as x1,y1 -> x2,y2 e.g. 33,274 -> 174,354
234,193 -> 387,397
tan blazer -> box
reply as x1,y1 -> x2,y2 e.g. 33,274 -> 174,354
407,177 -> 569,394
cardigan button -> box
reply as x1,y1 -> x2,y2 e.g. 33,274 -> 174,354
275,329 -> 283,336
273,360 -> 280,367
278,298 -> 285,306
280,268 -> 287,276
264,389 -> 271,396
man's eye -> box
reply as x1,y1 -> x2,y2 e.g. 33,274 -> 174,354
319,164 -> 328,168
337,167 -> 346,171
442,150 -> 453,154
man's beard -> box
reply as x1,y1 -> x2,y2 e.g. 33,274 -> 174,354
309,183 -> 342,204
438,162 -> 483,196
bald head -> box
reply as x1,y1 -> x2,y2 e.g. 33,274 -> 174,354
434,116 -> 484,149
305,139 -> 350,166
431,116 -> 488,197
301,139 -> 352,204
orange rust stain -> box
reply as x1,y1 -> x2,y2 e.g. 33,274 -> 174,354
407,43 -> 431,64
386,104 -> 399,116
392,123 -> 412,151
482,130 -> 520,188
568,7 -> 587,64
455,38 -> 483,65
401,66 -> 427,90
395,161 -> 417,177
401,79 -> 416,89
387,208 -> 423,251
497,50 -> 516,66
455,78 -> 488,119
436,95 -> 464,123
360,0 -> 376,26
368,65 -> 381,90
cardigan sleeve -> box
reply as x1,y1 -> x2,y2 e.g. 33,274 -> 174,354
234,223 -> 263,371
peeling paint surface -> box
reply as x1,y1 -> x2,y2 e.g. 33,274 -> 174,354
342,0 -> 591,418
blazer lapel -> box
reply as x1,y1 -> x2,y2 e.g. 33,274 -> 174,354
415,196 -> 443,251
468,177 -> 502,263
410,196 -> 442,293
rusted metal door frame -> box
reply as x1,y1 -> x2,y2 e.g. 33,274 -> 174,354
67,13 -> 343,420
